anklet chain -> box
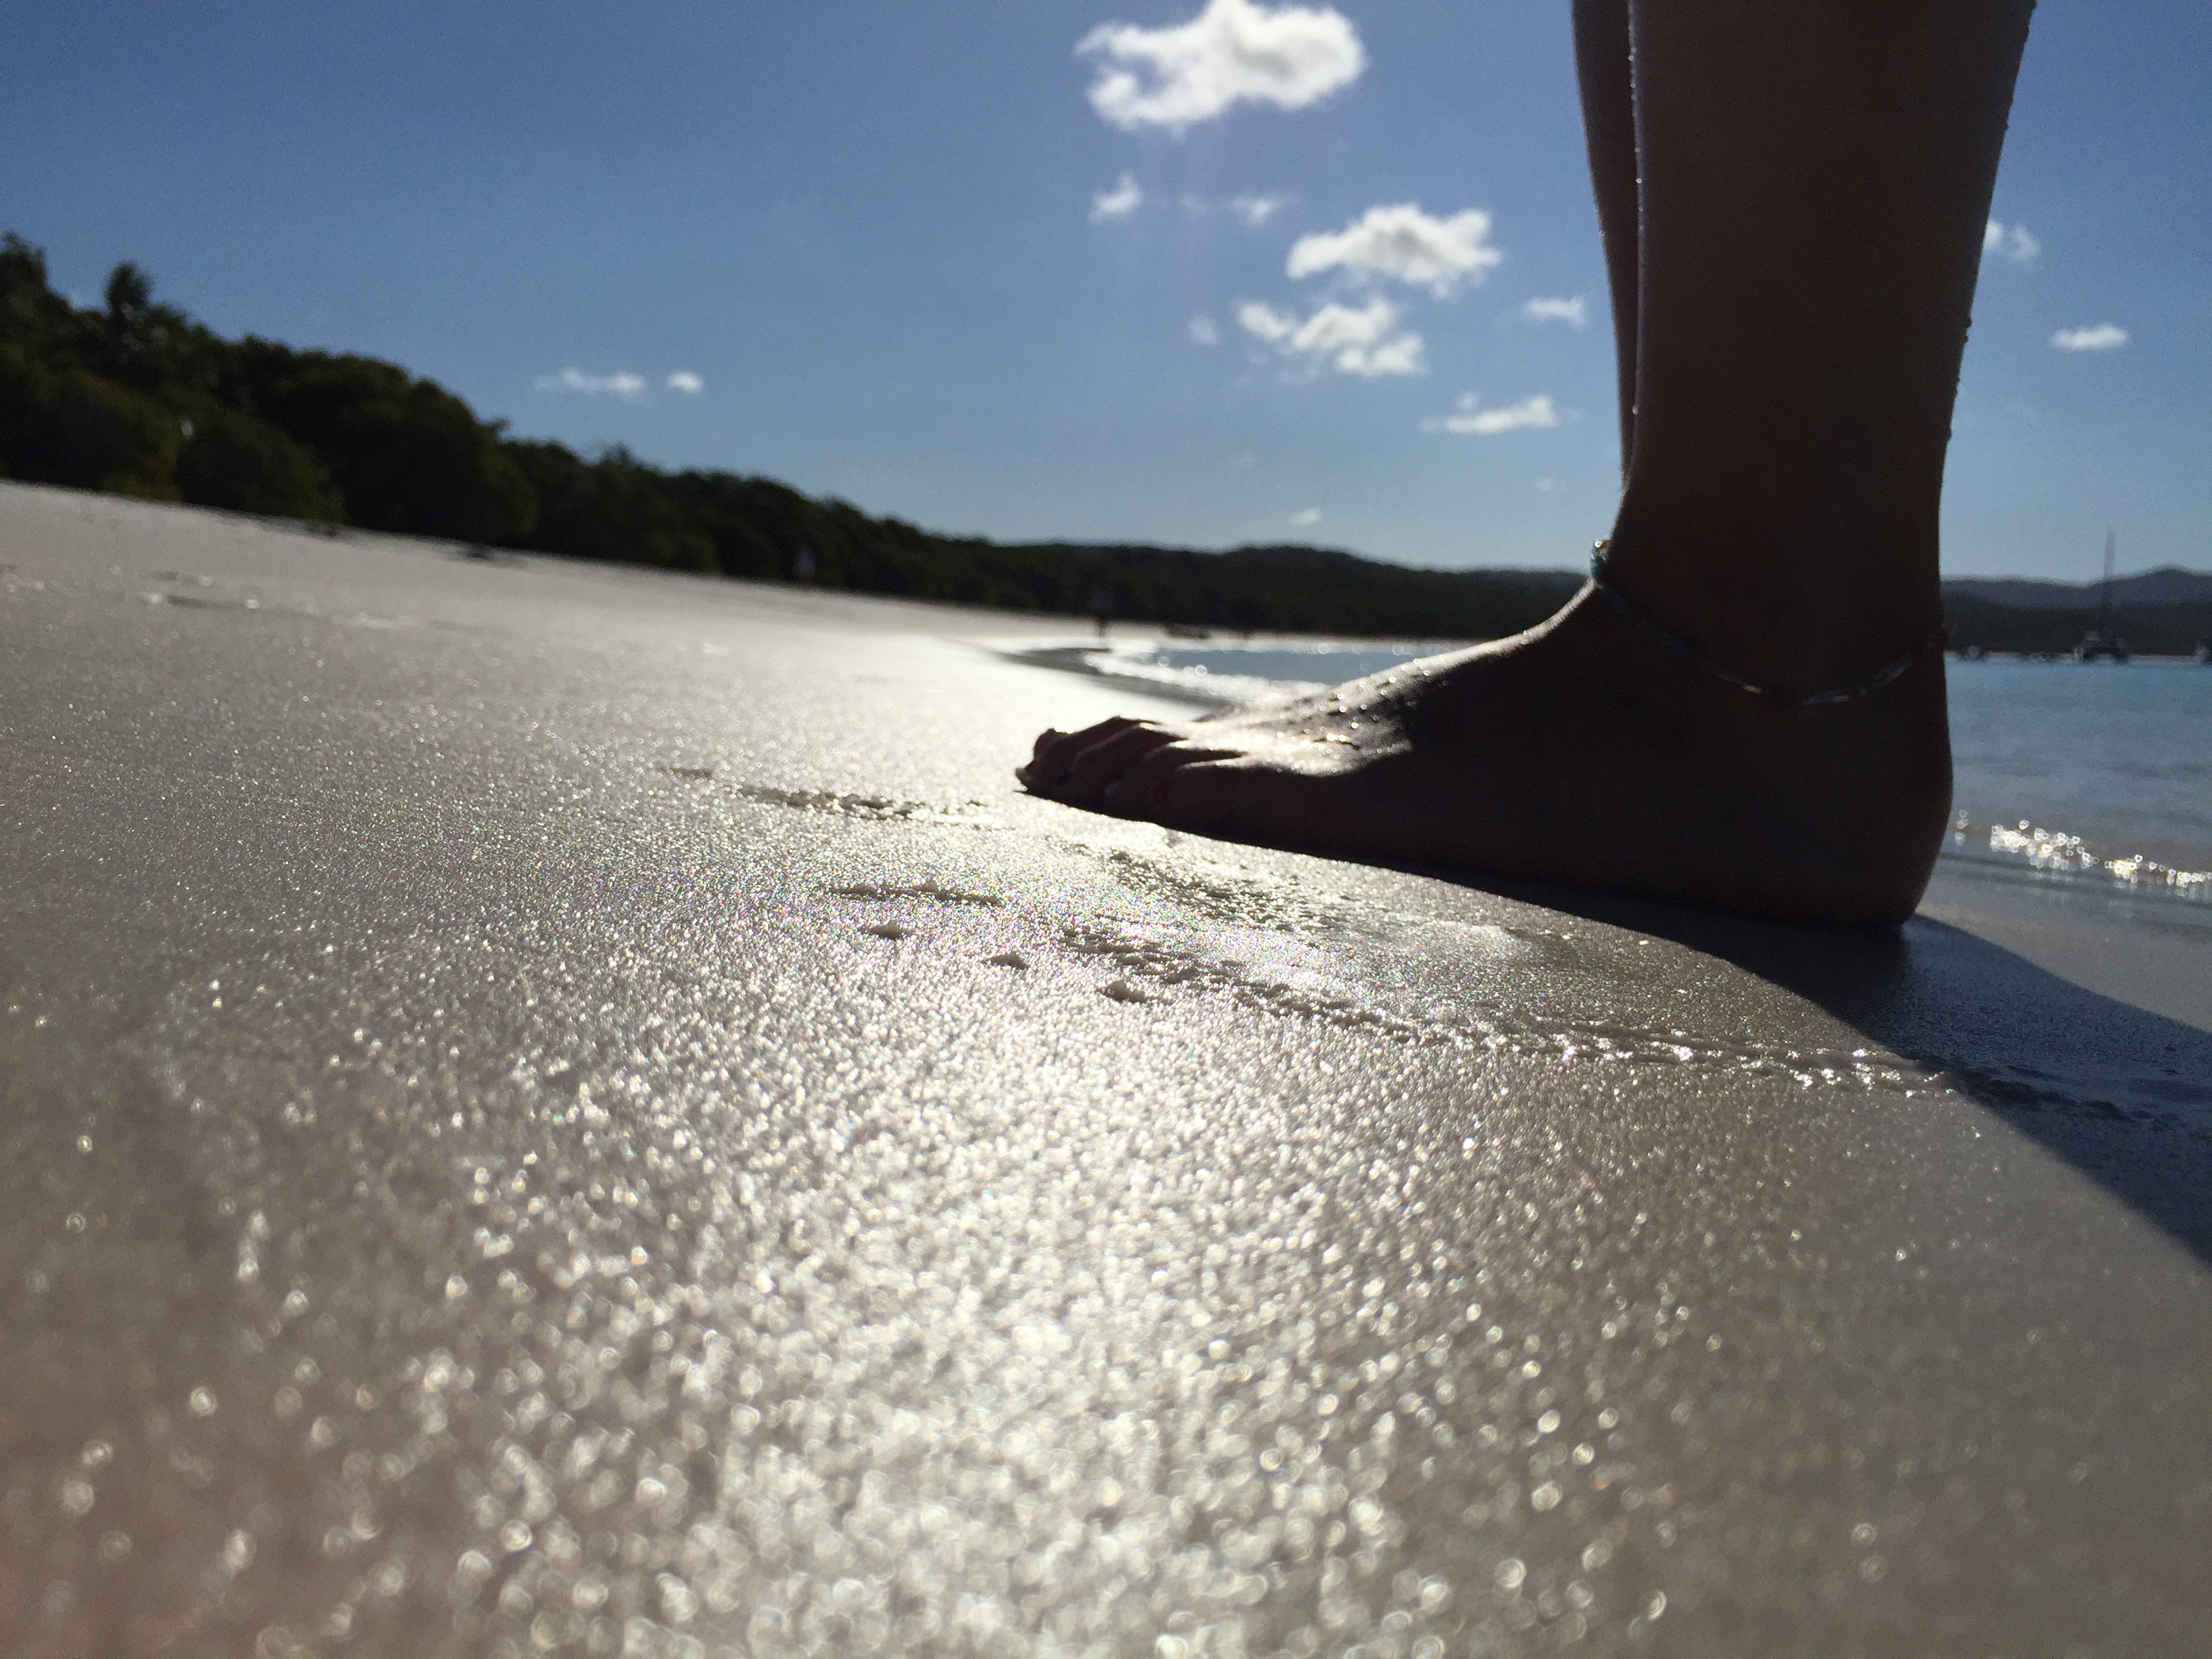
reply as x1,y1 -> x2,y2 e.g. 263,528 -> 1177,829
1589,540 -> 1947,708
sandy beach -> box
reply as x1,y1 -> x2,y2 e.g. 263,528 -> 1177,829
4,480 -> 2208,1655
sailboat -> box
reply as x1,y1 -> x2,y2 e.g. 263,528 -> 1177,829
2073,529 -> 2131,662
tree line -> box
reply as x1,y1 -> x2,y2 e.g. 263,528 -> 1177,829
1,234 -> 1586,639
20,234 -> 2190,653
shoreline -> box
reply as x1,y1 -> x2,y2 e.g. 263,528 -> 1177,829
1004,633 -> 2212,915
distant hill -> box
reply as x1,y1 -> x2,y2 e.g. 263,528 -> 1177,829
1940,569 -> 2212,655
1944,568 -> 2212,610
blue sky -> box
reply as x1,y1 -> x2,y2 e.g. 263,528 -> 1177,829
3,1 -> 2205,579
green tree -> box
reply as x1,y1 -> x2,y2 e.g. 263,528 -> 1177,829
0,235 -> 82,361
1,225 -> 1586,640
0,343 -> 181,498
503,441 -> 716,571
176,405 -> 344,521
226,342 -> 537,542
87,260 -> 221,407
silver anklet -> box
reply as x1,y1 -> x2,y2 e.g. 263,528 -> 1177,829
1588,539 -> 1946,708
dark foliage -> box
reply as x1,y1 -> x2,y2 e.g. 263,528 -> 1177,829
3,234 -> 532,541
0,230 -> 1605,640
1946,598 -> 2212,658
1,235 -> 76,350
1,237 -> 182,495
176,405 -> 345,522
15,231 -> 2196,651
505,441 -> 714,572
0,229 -> 1596,639
0,343 -> 182,498
218,342 -> 537,541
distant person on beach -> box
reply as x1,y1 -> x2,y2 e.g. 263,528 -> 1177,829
1021,0 -> 2036,927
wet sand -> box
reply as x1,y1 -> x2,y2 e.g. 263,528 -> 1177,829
4,481 -> 2208,1656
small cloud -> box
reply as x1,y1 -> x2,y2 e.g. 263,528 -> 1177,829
1345,333 -> 1422,377
1422,392 -> 1559,436
1237,296 -> 1424,377
1091,171 -> 1145,223
1237,300 -> 1298,345
1534,477 -> 1558,492
1983,220 -> 2041,264
1290,507 -> 1322,527
666,371 -> 705,394
1230,450 -> 1257,468
2051,323 -> 2127,352
1188,313 -> 1221,346
1286,203 -> 1502,296
1079,0 -> 1365,136
1522,295 -> 1588,328
536,367 -> 647,399
1184,191 -> 1292,225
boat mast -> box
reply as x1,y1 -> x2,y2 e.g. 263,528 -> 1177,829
2098,528 -> 2116,633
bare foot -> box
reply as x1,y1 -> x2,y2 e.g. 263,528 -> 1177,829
1018,582 -> 1952,927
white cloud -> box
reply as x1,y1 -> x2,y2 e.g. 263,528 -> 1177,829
1181,190 -> 1292,225
1237,296 -> 1425,377
1346,333 -> 1423,377
1286,203 -> 1502,296
1290,507 -> 1322,527
1983,220 -> 2041,264
1079,0 -> 1364,136
1236,300 -> 1298,344
1522,295 -> 1588,328
1091,171 -> 1145,223
536,367 -> 647,399
2051,323 -> 2128,352
1187,313 -> 1221,346
1422,392 -> 1559,436
666,371 -> 705,394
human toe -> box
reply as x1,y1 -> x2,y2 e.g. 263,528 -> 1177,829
1019,716 -> 1149,788
1047,722 -> 1184,806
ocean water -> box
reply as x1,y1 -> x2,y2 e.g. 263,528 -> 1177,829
1082,639 -> 2212,905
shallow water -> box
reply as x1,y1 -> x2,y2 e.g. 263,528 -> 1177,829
1087,640 -> 2212,903
1944,659 -> 2211,897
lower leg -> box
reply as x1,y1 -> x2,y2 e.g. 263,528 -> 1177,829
1610,0 -> 2033,692
1020,1 -> 2034,926
1572,0 -> 1640,475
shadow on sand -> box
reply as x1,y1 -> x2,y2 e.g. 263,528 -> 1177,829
1469,875 -> 2212,1264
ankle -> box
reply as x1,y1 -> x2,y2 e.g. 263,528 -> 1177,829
1599,496 -> 1943,694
